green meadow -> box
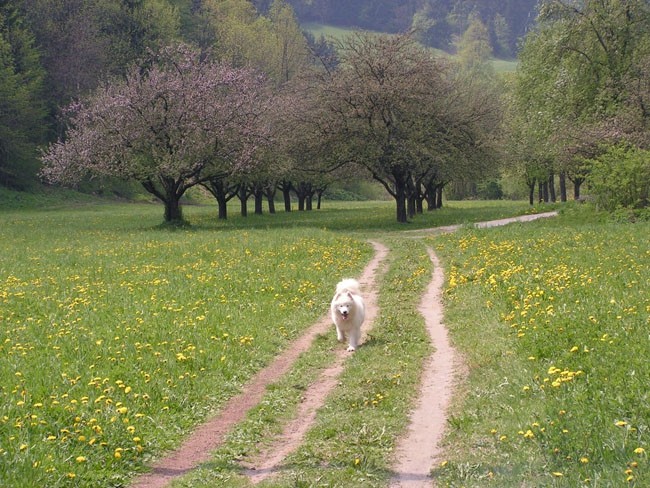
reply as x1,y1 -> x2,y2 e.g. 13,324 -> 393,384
432,207 -> 650,487
0,198 -> 647,487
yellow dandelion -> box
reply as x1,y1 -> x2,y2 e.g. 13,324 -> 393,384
75,456 -> 86,463
634,447 -> 645,454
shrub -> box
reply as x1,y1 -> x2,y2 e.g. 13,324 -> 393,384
586,144 -> 650,211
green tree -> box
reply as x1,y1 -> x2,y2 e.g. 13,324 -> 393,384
267,0 -> 310,84
21,0 -> 180,102
587,144 -> 650,211
512,0 -> 650,204
0,5 -> 48,189
455,14 -> 493,72
200,0 -> 308,86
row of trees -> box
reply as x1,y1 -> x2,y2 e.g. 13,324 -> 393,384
6,0 -> 649,220
41,29 -> 502,223
507,0 -> 650,211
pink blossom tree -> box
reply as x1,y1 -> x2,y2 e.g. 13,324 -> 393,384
41,43 -> 271,223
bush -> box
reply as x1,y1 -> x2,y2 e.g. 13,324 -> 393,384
586,144 -> 650,211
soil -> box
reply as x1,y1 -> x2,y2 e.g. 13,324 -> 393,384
130,212 -> 558,488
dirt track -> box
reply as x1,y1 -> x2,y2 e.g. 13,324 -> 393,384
130,211 -> 558,488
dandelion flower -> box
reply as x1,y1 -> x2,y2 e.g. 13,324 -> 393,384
75,456 -> 86,463
634,447 -> 645,454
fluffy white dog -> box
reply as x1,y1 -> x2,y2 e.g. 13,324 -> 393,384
330,278 -> 365,352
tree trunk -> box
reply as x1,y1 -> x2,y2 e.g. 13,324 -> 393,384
278,180 -> 292,212
294,182 -> 313,211
253,186 -> 264,215
435,183 -> 444,209
407,194 -> 416,218
573,178 -> 583,200
217,195 -> 228,219
142,178 -> 184,223
164,197 -> 183,223
202,180 -> 228,219
548,173 -> 556,202
527,178 -> 536,205
238,185 -> 248,217
395,181 -> 408,223
559,171 -> 567,202
264,185 -> 276,214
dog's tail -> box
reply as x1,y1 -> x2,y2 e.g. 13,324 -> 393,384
336,278 -> 361,295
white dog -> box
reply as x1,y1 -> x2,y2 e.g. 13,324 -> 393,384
330,278 -> 365,352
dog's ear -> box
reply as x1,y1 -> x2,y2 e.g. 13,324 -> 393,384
346,291 -> 353,299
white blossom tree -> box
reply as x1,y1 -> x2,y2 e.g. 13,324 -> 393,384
41,43 -> 271,223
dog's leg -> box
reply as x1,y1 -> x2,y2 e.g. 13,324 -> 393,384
336,325 -> 346,343
347,328 -> 360,352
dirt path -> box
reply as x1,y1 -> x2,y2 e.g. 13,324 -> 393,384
388,248 -> 458,488
387,211 -> 558,487
405,210 -> 558,236
130,241 -> 388,488
131,212 -> 557,488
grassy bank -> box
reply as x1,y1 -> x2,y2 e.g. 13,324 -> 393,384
432,206 -> 650,486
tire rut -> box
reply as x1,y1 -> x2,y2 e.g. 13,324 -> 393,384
389,248 -> 460,488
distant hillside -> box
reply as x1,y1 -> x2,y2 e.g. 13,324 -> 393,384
283,0 -> 538,58
302,22 -> 518,73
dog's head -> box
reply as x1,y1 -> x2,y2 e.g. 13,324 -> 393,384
334,292 -> 354,320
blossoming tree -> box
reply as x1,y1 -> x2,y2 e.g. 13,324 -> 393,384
41,43 -> 271,223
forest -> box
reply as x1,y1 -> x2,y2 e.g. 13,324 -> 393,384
2,0 -> 649,222
282,0 -> 537,57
